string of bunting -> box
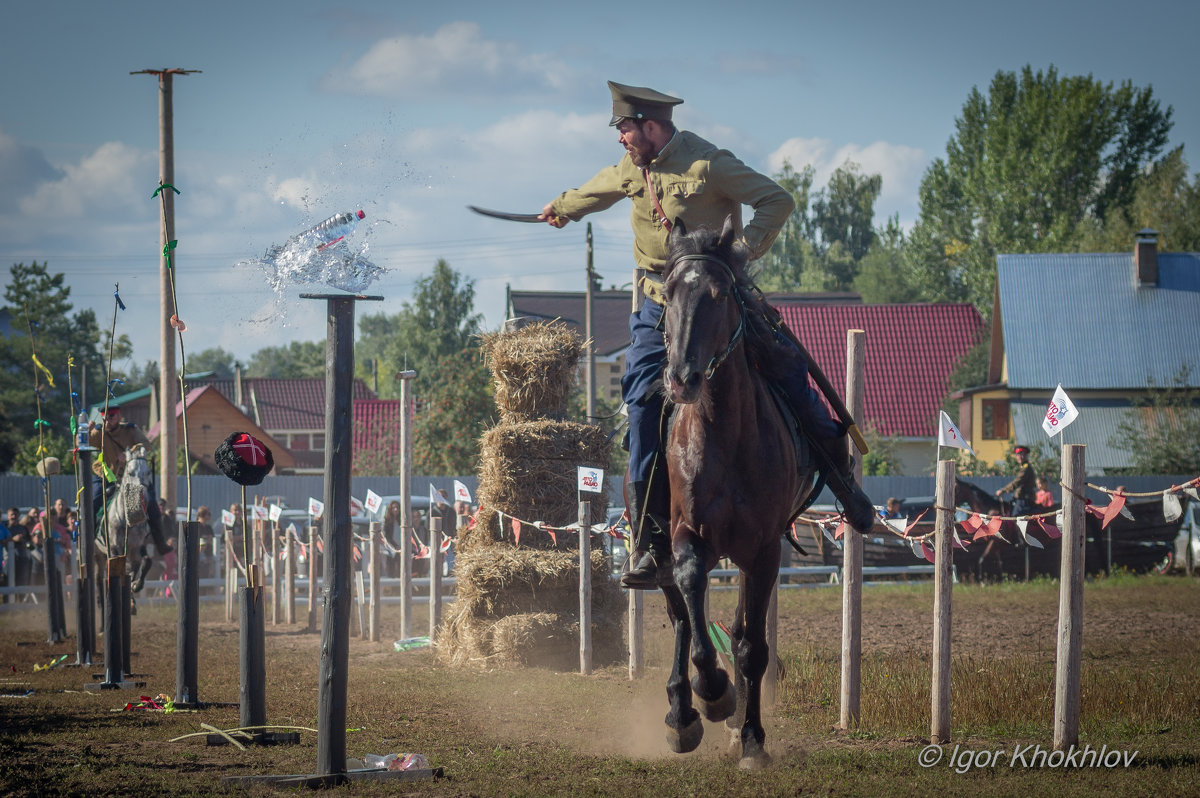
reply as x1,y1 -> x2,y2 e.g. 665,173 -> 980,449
484,502 -> 627,548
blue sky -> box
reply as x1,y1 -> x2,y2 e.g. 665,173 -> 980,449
2,0 -> 1197,372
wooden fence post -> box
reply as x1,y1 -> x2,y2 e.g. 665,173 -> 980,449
1054,443 -> 1086,750
284,525 -> 295,625
931,459 -> 956,744
429,515 -> 443,641
369,522 -> 381,643
579,501 -> 592,675
840,329 -> 866,729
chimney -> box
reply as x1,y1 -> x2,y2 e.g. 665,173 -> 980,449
234,365 -> 246,414
1135,228 -> 1158,286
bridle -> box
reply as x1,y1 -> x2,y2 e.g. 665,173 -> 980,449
668,253 -> 747,381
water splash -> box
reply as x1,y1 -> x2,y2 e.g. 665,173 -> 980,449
241,231 -> 385,294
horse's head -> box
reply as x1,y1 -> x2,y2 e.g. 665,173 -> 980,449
661,216 -> 748,404
123,444 -> 152,486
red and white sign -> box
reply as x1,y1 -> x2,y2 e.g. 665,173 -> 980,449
364,489 -> 383,515
308,497 -> 324,519
1042,384 -> 1080,437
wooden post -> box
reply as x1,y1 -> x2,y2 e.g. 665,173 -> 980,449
307,525 -> 318,631
579,501 -> 592,675
225,530 -> 235,622
175,520 -> 201,707
398,371 -> 416,640
103,557 -> 125,686
305,292 -> 381,777
284,526 -> 295,625
121,575 -> 132,677
931,459 -> 956,744
840,329 -> 866,729
239,583 -> 267,728
1054,444 -> 1086,750
271,519 -> 281,625
75,447 -> 97,665
369,522 -> 380,642
429,515 -> 443,641
628,588 -> 644,679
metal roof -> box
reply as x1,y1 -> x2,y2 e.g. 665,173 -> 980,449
997,252 -> 1200,390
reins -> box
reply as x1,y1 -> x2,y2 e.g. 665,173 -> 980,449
670,254 -> 747,381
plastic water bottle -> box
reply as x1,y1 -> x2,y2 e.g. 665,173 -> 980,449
297,209 -> 365,250
77,412 -> 89,449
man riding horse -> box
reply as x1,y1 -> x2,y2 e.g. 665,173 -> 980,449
88,405 -> 172,560
540,81 -> 876,589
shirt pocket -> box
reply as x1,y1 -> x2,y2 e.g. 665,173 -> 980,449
663,179 -> 705,216
621,178 -> 642,198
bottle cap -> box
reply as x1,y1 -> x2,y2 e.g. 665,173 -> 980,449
356,210 -> 365,219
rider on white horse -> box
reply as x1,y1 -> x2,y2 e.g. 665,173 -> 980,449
88,405 -> 172,557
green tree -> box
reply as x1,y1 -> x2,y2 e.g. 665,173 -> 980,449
813,162 -> 882,262
861,427 -> 903,476
1077,147 -> 1200,253
411,347 -> 493,475
355,259 -> 484,399
185,346 -> 240,379
0,262 -> 129,470
852,216 -> 922,304
904,65 -> 1172,314
1108,368 -> 1200,475
245,340 -> 324,378
756,161 -> 817,291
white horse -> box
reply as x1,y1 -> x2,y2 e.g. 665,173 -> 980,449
94,444 -> 157,593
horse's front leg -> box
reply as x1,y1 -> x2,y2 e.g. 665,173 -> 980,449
675,535 -> 735,725
734,563 -> 776,770
660,582 -> 702,753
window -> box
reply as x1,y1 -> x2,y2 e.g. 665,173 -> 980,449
290,433 -> 309,450
312,433 -> 326,452
981,399 -> 1010,440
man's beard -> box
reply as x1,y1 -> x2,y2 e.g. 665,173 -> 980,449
626,138 -> 657,168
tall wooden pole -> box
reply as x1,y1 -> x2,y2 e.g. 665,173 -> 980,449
585,223 -> 596,423
839,329 -> 866,729
398,370 -> 416,639
305,293 -> 381,777
1054,444 -> 1086,750
578,500 -> 592,675
133,68 -> 198,521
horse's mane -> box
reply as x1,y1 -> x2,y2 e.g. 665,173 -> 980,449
664,222 -> 798,384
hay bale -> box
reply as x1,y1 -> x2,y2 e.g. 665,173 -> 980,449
477,419 -> 610,541
488,611 -> 626,670
451,546 -> 621,619
480,321 -> 584,422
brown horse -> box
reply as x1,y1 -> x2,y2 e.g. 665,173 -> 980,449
954,478 -> 1013,579
658,216 -> 817,769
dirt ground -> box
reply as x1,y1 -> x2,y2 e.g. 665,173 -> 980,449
1,575 -> 1198,797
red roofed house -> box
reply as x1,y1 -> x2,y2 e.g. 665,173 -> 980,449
775,302 -> 985,474
145,385 -> 297,475
352,399 -> 406,474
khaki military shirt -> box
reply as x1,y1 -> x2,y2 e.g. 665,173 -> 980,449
549,130 -> 795,273
89,422 -> 150,480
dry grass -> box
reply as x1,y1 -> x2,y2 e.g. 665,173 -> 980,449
0,574 -> 1197,796
480,321 -> 583,423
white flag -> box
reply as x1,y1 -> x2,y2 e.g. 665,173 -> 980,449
577,466 -> 605,494
221,509 -> 236,527
453,479 -> 473,504
269,504 -> 283,522
349,496 -> 365,516
937,411 -> 975,457
364,489 -> 383,515
251,504 -> 269,521
430,484 -> 449,508
308,497 -> 324,519
1042,384 -> 1080,437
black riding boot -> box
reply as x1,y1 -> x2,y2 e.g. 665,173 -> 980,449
817,435 -> 877,533
620,479 -> 672,590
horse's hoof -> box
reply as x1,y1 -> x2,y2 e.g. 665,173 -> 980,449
665,713 -> 703,754
738,748 -> 772,770
694,675 -> 736,723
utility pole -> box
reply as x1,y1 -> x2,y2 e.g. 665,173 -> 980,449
585,223 -> 597,424
132,68 -> 200,519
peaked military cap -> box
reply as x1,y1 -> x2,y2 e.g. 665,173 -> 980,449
608,80 -> 683,126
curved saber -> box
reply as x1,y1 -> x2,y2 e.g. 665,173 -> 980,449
467,205 -> 544,223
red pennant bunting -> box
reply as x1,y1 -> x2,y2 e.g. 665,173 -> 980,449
986,515 -> 1004,536
921,541 -> 936,563
1037,517 -> 1061,539
511,518 -> 521,547
963,513 -> 983,532
352,544 -> 361,563
548,529 -> 557,546
835,521 -> 847,540
1100,494 -> 1125,529
904,508 -> 930,536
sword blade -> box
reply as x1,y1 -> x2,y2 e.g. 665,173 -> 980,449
467,205 -> 543,223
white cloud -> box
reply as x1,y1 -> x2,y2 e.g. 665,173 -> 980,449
768,137 -> 928,226
328,21 -> 571,99
19,141 -> 153,220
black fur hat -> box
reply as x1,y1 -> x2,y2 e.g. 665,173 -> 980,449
215,432 -> 274,485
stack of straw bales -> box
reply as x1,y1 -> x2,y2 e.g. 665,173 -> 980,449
438,320 -> 623,668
